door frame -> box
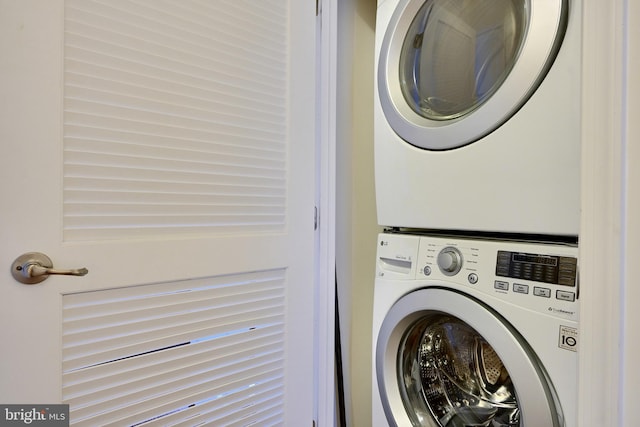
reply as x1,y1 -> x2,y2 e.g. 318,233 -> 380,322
579,0 -> 638,425
316,0 -> 338,425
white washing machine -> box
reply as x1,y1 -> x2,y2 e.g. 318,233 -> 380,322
372,232 -> 579,426
374,0 -> 581,236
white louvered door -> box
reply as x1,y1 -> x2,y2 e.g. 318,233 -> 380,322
0,1 -> 317,425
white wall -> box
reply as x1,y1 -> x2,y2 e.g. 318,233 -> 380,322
335,0 -> 378,426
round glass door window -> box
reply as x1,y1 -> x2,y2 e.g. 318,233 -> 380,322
399,313 -> 520,426
399,0 -> 528,121
378,0 -> 568,149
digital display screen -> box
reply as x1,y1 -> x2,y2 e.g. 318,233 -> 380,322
512,253 -> 558,266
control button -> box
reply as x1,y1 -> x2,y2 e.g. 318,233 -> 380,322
468,273 -> 478,284
437,247 -> 463,276
558,256 -> 578,286
513,283 -> 529,294
533,265 -> 544,281
496,251 -> 511,276
494,280 -> 509,291
423,266 -> 432,276
556,290 -> 576,302
558,276 -> 577,287
496,266 -> 510,276
497,251 -> 511,263
533,287 -> 551,298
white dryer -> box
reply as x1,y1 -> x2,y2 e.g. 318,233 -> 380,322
374,0 -> 581,236
372,232 -> 579,426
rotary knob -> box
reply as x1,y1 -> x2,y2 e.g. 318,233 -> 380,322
437,247 -> 463,276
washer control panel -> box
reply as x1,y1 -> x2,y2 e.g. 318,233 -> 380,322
404,233 -> 580,320
496,251 -> 577,287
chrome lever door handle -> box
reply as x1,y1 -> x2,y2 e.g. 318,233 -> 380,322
11,252 -> 88,285
27,264 -> 89,278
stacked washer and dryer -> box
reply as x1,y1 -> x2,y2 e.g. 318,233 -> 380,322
371,1 -> 581,426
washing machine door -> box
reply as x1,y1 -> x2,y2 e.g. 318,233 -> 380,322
378,0 -> 568,150
376,288 -> 562,426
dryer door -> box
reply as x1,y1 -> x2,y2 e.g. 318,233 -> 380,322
376,288 -> 562,426
378,0 -> 567,150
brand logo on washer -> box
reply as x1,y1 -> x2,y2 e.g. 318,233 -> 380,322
559,325 -> 578,352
